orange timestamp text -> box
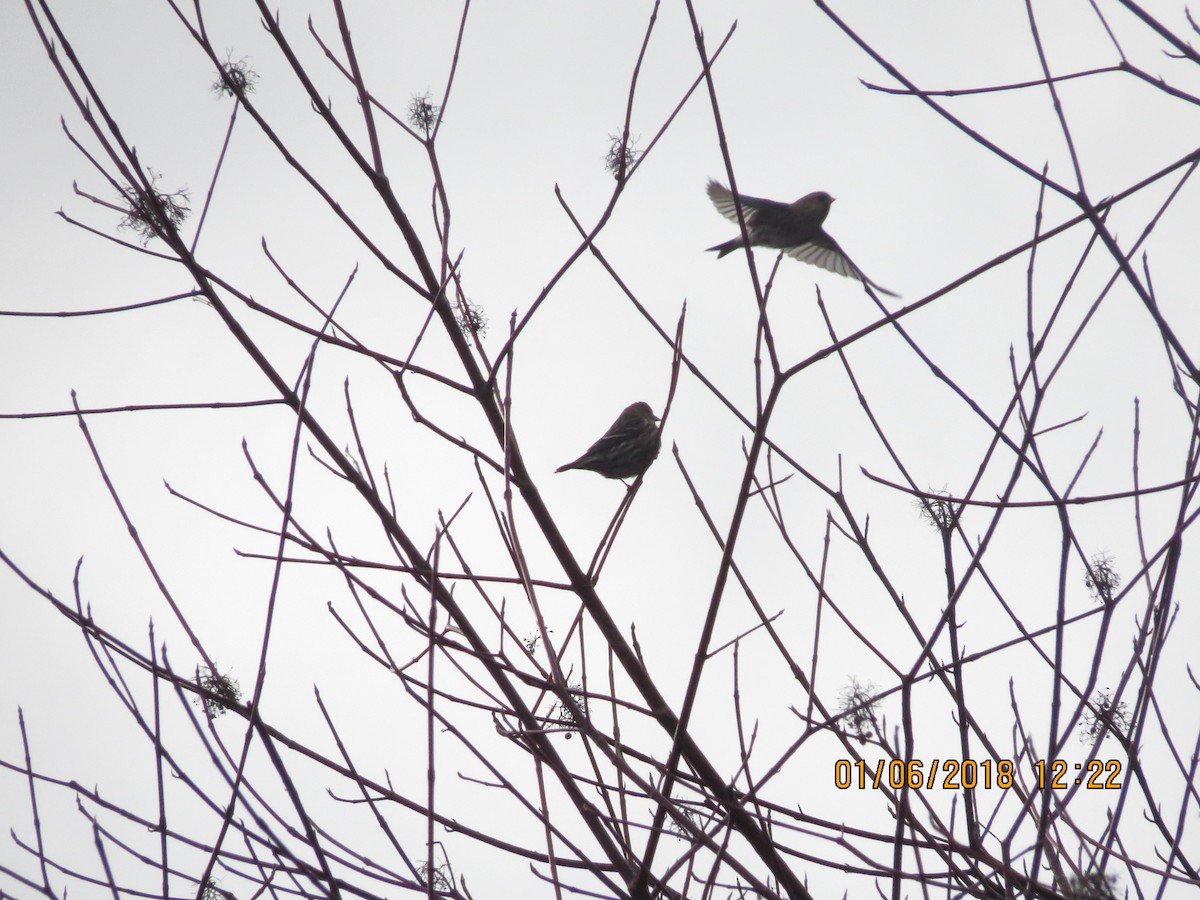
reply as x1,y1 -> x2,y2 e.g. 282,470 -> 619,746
834,758 -> 1123,790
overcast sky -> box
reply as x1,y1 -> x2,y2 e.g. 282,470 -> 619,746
3,2 -> 1199,898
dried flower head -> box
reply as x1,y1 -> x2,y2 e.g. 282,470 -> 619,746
456,298 -> 487,336
605,132 -> 641,180
838,678 -> 880,744
211,57 -> 258,99
1084,553 -> 1120,604
118,171 -> 189,245
1079,689 -> 1129,744
915,489 -> 957,532
196,667 -> 242,718
408,92 -> 440,136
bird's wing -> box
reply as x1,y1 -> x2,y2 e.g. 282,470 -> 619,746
785,233 -> 857,278
598,417 -> 648,447
786,231 -> 898,297
558,417 -> 642,471
706,180 -> 785,223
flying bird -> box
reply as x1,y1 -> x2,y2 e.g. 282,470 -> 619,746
706,179 -> 896,296
556,401 -> 661,480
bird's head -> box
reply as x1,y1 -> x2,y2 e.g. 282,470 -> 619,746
624,401 -> 658,423
794,191 -> 834,222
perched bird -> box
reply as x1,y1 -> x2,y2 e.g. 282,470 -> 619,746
706,179 -> 897,296
556,401 -> 661,480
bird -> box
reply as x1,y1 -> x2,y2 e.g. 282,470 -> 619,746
556,401 -> 661,480
706,179 -> 897,296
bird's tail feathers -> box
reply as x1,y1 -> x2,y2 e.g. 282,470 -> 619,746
706,239 -> 742,258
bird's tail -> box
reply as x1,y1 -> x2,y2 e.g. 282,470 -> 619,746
706,239 -> 742,258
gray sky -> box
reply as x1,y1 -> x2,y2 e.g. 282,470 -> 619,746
3,1 -> 1199,897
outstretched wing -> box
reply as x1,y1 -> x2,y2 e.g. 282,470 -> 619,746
787,232 -> 898,297
706,179 -> 787,224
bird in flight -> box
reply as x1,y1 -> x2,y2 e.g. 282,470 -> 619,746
706,179 -> 897,296
556,401 -> 661,480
